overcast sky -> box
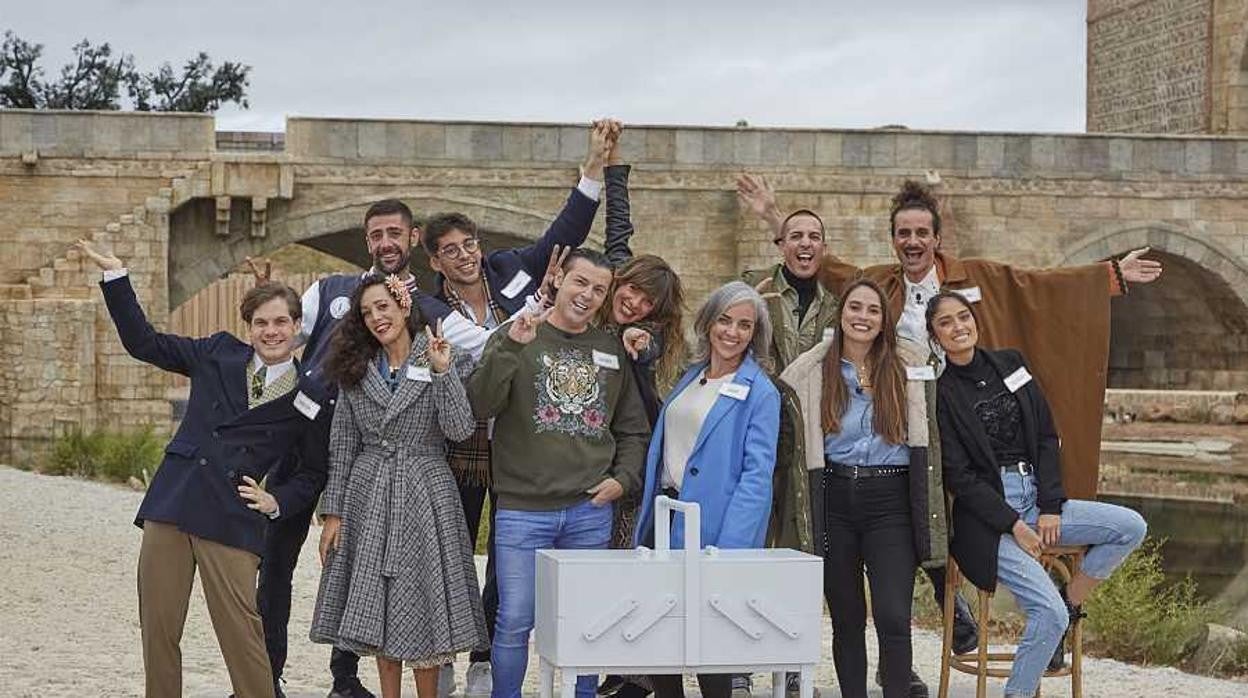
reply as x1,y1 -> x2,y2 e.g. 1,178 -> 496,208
6,0 -> 1088,133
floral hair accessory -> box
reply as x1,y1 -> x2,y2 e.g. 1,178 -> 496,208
384,274 -> 412,310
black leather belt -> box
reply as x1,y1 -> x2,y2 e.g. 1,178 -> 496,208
1000,460 -> 1034,476
825,461 -> 908,479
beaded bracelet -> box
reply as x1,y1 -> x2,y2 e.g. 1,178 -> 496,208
1111,258 -> 1129,296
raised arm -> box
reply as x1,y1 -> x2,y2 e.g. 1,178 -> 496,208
512,121 -> 611,274
76,239 -> 213,376
602,121 -> 636,266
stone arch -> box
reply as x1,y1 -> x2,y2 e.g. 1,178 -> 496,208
169,190 -> 591,306
1059,225 -> 1248,390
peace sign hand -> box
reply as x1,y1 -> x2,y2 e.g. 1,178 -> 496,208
1119,247 -> 1163,285
538,244 -> 571,308
72,239 -> 123,272
425,319 -> 452,373
508,306 -> 553,345
243,256 -> 273,286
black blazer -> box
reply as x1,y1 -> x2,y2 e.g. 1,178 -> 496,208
936,347 -> 1067,591
102,276 -> 331,557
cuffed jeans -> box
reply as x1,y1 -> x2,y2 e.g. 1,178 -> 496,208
491,500 -> 614,698
997,470 -> 1147,697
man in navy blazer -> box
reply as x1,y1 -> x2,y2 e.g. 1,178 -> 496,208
78,240 -> 329,698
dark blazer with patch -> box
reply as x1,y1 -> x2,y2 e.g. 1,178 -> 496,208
432,186 -> 598,315
936,347 -> 1067,591
101,275 -> 331,557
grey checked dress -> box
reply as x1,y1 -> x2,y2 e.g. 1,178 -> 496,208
310,337 -> 487,665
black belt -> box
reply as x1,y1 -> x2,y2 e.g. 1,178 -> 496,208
1000,460 -> 1034,476
825,461 -> 908,479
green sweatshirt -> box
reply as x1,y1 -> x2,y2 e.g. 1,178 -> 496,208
467,322 -> 652,511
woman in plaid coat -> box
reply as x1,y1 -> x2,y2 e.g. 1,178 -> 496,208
310,273 -> 487,698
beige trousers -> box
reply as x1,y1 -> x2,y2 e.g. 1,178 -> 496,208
137,521 -> 274,698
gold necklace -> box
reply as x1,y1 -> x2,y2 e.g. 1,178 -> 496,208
854,361 -> 872,389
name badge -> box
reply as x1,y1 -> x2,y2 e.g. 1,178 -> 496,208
500,269 -> 533,299
821,327 -> 836,342
406,365 -> 432,382
906,365 -> 936,381
592,350 -> 620,370
958,286 -> 983,303
720,383 -> 750,401
1004,366 -> 1033,393
293,391 -> 321,420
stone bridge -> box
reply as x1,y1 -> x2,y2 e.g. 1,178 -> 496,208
3,109 -> 1248,455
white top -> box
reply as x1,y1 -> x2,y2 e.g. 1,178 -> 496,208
661,371 -> 735,489
250,353 -> 294,387
897,264 -> 941,358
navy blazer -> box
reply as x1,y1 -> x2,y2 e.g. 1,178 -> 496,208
101,276 -> 331,557
937,347 -> 1067,592
432,186 -> 598,315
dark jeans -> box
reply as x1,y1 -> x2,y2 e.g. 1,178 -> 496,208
458,480 -> 499,664
823,470 -> 917,698
257,503 -> 314,682
650,673 -> 731,698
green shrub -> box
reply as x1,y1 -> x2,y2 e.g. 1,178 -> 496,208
45,428 -> 162,485
1084,538 -> 1220,666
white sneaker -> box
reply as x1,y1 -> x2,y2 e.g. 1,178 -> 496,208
464,661 -> 493,697
438,662 -> 457,697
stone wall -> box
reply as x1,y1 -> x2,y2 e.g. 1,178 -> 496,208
6,112 -> 1248,452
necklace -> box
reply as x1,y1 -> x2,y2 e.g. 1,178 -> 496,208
854,361 -> 872,389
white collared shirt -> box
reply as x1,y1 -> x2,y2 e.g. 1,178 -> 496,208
897,265 -> 941,349
251,353 -> 294,387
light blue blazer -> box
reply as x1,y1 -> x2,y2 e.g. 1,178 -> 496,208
634,352 -> 781,550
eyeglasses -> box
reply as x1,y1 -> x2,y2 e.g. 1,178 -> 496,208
436,238 -> 481,260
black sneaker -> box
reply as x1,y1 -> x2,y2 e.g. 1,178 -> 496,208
873,665 -> 929,698
951,592 -> 979,655
328,676 -> 377,698
1049,600 -> 1087,672
730,675 -> 753,698
784,671 -> 820,698
614,680 -> 653,698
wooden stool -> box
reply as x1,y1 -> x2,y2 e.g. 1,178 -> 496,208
937,545 -> 1088,698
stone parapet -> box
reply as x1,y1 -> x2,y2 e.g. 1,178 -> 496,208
0,110 -> 215,158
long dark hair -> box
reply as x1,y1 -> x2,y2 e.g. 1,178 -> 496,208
820,278 -> 907,444
324,274 -> 426,387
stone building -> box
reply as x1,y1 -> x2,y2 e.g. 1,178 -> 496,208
2,1 -> 1248,459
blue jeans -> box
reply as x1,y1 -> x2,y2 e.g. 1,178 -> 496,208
491,500 -> 614,698
997,470 -> 1147,697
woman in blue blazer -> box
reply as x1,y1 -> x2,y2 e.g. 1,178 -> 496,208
633,280 -> 781,698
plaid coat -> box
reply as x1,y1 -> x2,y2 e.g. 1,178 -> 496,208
310,336 -> 487,663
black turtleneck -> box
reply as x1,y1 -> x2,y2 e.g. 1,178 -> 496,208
946,350 -> 1028,466
782,265 -> 817,324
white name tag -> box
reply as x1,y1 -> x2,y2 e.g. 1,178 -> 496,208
292,391 -> 321,420
720,383 -> 750,401
406,365 -> 432,382
906,365 -> 936,381
822,327 -> 836,342
592,350 -> 619,370
958,286 -> 982,303
1004,366 -> 1033,393
500,270 -> 533,299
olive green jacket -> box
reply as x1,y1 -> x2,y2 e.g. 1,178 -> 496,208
741,264 -> 839,372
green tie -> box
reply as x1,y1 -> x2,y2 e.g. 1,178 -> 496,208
251,365 -> 266,401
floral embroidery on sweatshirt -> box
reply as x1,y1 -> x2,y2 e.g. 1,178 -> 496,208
533,348 -> 607,437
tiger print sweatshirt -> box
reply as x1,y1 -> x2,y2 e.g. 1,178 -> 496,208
467,321 -> 651,511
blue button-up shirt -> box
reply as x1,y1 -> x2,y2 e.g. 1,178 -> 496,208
823,359 -> 910,467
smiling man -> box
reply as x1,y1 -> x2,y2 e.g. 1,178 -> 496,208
467,248 -> 651,698
76,240 -> 330,698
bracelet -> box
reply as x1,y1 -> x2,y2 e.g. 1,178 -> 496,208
1111,258 -> 1129,296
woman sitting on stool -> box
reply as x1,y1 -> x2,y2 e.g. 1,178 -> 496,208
927,290 -> 1147,698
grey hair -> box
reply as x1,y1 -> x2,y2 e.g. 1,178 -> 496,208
690,280 -> 774,373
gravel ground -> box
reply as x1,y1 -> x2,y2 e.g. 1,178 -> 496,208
1,466 -> 1243,698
